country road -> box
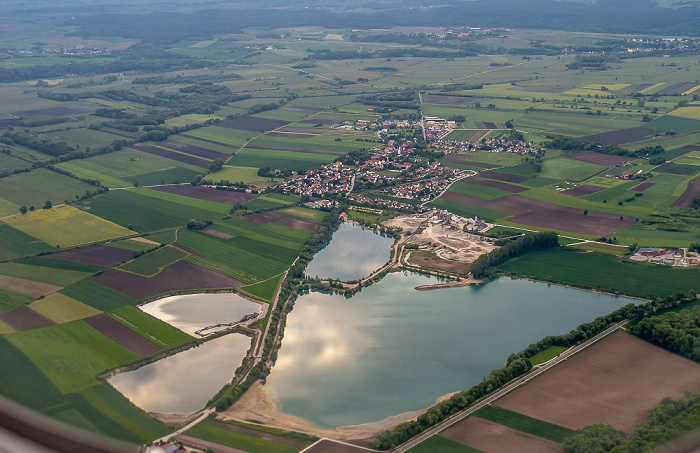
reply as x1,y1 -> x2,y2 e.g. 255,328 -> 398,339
393,320 -> 629,452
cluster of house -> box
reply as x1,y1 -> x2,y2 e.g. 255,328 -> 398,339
625,37 -> 700,53
14,45 -> 111,56
382,164 -> 464,202
425,117 -> 458,142
348,194 -> 424,212
616,169 -> 647,180
277,162 -> 353,197
438,135 -> 545,155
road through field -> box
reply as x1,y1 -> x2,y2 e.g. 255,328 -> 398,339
393,320 -> 629,453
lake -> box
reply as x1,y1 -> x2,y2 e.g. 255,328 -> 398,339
264,272 -> 638,428
140,293 -> 261,336
305,222 -> 394,281
108,333 -> 251,414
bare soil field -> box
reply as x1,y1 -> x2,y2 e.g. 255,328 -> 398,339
303,440 -> 370,453
671,175 -> 700,207
160,141 -> 230,160
150,185 -> 260,205
564,185 -> 606,197
422,94 -> 480,106
245,145 -> 345,156
47,245 -> 133,268
11,107 -> 91,117
630,182 -> 655,192
91,261 -> 243,299
0,119 -> 20,130
470,178 -> 528,193
440,192 -> 635,235
508,207 -> 635,237
179,135 -> 240,149
443,417 -> 562,453
496,332 -> 700,433
408,251 -> 471,275
218,117 -> 289,132
565,152 -> 633,166
658,82 -> 698,95
0,275 -> 61,297
482,121 -> 499,129
681,145 -> 700,151
84,313 -> 161,356
132,144 -> 209,169
627,83 -> 654,92
0,306 -> 54,331
580,128 -> 654,145
266,131 -> 318,139
478,171 -> 529,183
244,211 -> 321,231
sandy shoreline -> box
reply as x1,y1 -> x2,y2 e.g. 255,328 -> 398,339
222,381 -> 458,442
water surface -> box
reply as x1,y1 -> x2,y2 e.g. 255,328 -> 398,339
305,223 -> 394,281
109,333 -> 250,414
265,273 -> 638,428
140,293 -> 260,336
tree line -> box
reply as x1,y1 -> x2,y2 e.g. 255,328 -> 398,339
629,304 -> 700,362
547,137 -> 665,158
563,392 -> 700,453
470,231 -> 559,279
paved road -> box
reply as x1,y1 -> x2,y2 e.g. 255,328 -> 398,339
394,320 -> 629,453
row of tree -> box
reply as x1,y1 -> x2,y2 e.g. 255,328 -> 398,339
629,304 -> 700,362
470,231 -> 559,278
563,392 -> 700,452
547,137 -> 665,158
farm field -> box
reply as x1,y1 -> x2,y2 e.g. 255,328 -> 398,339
495,332 -> 700,432
0,168 -> 97,209
118,245 -> 188,277
498,247 -> 700,298
443,417 -> 561,453
2,205 -> 133,248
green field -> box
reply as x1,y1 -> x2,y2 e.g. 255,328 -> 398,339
3,205 -> 134,248
0,262 -> 91,286
643,115 -> 700,134
123,167 -> 202,186
0,223 -> 52,261
280,207 -> 328,221
538,158 -> 606,182
178,228 -> 294,283
654,162 -> 700,175
0,168 -> 97,208
474,405 -> 575,443
60,280 -> 135,311
568,242 -> 630,255
108,306 -> 193,349
231,147 -> 336,171
184,126 -> 252,147
133,187 -> 232,216
429,198 -> 507,223
407,435 -> 484,453
245,194 -> 301,211
206,165 -> 281,186
7,321 -> 139,393
498,247 -> 700,299
0,288 -> 32,312
77,190 -> 220,232
28,293 -> 102,324
0,337 -> 64,411
528,345 -> 569,365
612,226 -> 700,248
449,181 -> 514,200
239,274 -> 284,302
118,245 -> 188,277
18,256 -> 105,274
185,420 -> 312,453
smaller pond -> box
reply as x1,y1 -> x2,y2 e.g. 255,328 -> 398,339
108,333 -> 251,414
140,293 -> 260,336
305,222 -> 394,282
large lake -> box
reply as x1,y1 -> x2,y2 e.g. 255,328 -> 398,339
305,222 -> 394,281
140,293 -> 260,336
264,272 -> 638,428
109,333 -> 250,414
